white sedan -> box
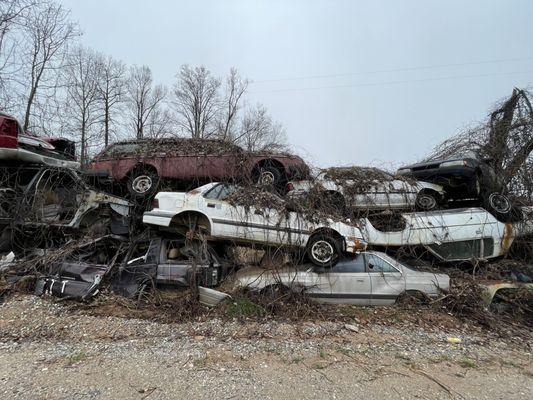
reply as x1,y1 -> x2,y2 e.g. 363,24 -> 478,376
143,182 -> 367,267
235,251 -> 450,305
287,167 -> 445,212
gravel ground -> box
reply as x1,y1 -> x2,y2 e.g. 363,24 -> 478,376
0,295 -> 532,399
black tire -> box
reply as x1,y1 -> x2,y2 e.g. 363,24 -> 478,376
306,233 -> 342,268
253,164 -> 284,189
484,192 -> 512,220
127,167 -> 160,199
415,191 -> 439,211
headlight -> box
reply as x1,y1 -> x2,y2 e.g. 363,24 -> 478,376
397,168 -> 410,175
440,160 -> 469,168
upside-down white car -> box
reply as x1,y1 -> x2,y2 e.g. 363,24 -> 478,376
287,167 -> 446,212
143,182 -> 367,267
235,250 -> 450,305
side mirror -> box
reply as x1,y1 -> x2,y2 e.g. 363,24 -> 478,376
368,263 -> 374,270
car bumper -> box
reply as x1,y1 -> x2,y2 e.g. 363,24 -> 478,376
0,147 -> 80,169
142,210 -> 176,227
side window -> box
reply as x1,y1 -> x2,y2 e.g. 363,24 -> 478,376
366,254 -> 398,273
330,254 -> 367,273
163,240 -> 188,263
204,183 -> 238,200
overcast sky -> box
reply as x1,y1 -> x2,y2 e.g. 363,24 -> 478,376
59,0 -> 533,169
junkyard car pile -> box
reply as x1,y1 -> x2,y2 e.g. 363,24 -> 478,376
0,112 -> 532,313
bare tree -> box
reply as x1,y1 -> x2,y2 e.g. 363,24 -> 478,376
126,65 -> 167,139
234,104 -> 286,152
173,65 -> 220,139
62,45 -> 101,165
217,67 -> 248,141
429,88 -> 533,199
96,54 -> 125,146
20,1 -> 79,131
0,0 -> 35,110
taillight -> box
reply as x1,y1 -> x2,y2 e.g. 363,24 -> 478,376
0,117 -> 18,149
286,182 -> 295,192
151,198 -> 159,209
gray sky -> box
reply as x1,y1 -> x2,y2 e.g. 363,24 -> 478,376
59,0 -> 533,169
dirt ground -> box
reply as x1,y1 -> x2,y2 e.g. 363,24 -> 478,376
0,295 -> 532,400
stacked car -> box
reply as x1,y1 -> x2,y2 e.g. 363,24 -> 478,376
1,111 -> 531,306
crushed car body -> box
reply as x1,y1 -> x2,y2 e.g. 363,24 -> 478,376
287,166 -> 446,212
143,182 -> 367,267
0,113 -> 79,169
0,166 -> 132,241
234,250 -> 450,305
34,235 -> 127,301
358,206 -> 533,261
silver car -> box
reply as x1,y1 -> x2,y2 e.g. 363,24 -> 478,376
235,251 -> 450,305
287,167 -> 445,212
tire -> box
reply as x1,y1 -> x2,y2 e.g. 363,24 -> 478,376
127,167 -> 160,199
253,164 -> 284,189
485,192 -> 511,220
306,233 -> 342,268
415,191 -> 438,211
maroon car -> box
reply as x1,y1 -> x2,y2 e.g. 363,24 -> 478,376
88,138 -> 309,198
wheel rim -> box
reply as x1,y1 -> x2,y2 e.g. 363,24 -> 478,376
489,193 -> 511,213
417,194 -> 437,210
311,240 -> 334,264
131,175 -> 153,194
259,170 -> 275,185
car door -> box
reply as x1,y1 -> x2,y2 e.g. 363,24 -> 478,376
366,253 -> 406,305
200,183 -> 254,240
306,254 -> 371,305
114,240 -> 159,298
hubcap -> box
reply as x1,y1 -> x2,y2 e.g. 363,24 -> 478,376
489,193 -> 511,213
259,170 -> 275,185
131,175 -> 153,194
417,194 -> 437,210
311,240 -> 334,264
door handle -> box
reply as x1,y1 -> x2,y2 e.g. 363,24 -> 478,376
207,203 -> 215,208
356,279 -> 364,282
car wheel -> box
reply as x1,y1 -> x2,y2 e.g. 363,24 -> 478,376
127,168 -> 160,199
486,192 -> 511,218
306,234 -> 342,268
254,165 -> 284,188
415,191 -> 438,211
